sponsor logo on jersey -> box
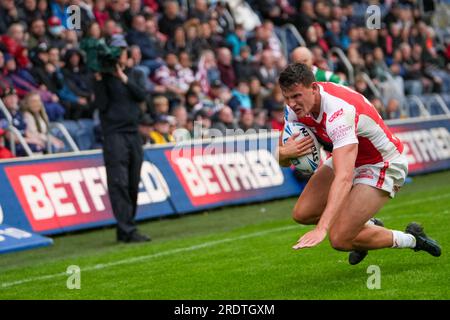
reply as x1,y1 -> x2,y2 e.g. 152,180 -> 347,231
328,108 -> 344,122
329,124 -> 353,141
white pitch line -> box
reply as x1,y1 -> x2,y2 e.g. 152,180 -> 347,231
382,193 -> 450,211
1,225 -> 298,289
2,191 -> 449,290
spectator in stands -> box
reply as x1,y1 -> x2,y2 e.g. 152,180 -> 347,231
400,42 -> 424,95
178,50 -> 195,86
165,25 -> 187,55
268,103 -> 285,132
290,0 -> 315,37
1,23 -> 29,68
149,114 -> 175,144
158,0 -> 184,38
189,0 -> 209,23
145,16 -> 167,45
217,46 -> 236,89
238,108 -> 258,132
107,0 -> 127,30
46,16 -> 67,50
123,0 -> 146,31
290,46 -> 345,84
127,45 -> 163,94
248,25 -> 268,62
62,49 -> 94,120
80,21 -> 103,72
29,42 -> 59,94
202,18 -> 226,49
0,127 -> 13,158
171,104 -> 190,141
154,52 -> 191,98
0,86 -> 44,155
253,108 -> 269,131
211,105 -> 239,136
138,113 -> 153,145
262,20 -> 285,66
184,19 -> 208,62
27,18 -> 50,49
190,107 -> 209,138
226,23 -> 248,58
263,83 -> 284,114
149,95 -> 169,119
257,49 -> 278,90
20,0 -> 42,27
4,52 -> 65,121
21,91 -> 65,152
209,1 -> 232,36
248,76 -> 268,110
93,0 -> 110,28
196,49 -> 220,94
126,14 -> 164,75
233,45 -> 258,82
229,79 -> 252,113
102,19 -> 119,44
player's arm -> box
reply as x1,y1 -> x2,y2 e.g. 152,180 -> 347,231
316,144 -> 357,229
293,144 -> 357,249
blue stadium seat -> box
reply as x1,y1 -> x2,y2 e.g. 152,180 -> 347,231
405,98 -> 423,117
441,94 -> 450,108
419,95 -> 446,116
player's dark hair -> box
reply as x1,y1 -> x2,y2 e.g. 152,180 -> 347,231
278,63 -> 315,90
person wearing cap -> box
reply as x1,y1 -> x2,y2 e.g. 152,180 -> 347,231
149,114 -> 175,144
94,34 -> 151,243
0,86 -> 45,155
138,113 -> 153,145
46,16 -> 66,49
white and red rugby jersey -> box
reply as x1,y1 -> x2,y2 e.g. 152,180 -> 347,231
284,82 -> 404,167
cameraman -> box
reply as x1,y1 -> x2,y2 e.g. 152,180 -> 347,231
94,35 -> 150,243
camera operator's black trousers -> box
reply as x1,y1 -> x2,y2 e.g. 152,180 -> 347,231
102,132 -> 143,239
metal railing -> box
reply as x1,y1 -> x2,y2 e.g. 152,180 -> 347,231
8,126 -> 34,156
0,99 -> 34,156
405,95 -> 431,118
330,47 -> 355,86
49,122 -> 80,153
360,72 -> 382,99
1,98 -> 80,156
278,23 -> 306,59
433,94 -> 450,115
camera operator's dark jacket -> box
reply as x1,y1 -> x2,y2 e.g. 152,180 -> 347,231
94,68 -> 146,135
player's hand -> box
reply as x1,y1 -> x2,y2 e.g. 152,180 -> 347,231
280,133 -> 315,159
292,227 -> 327,250
115,64 -> 128,83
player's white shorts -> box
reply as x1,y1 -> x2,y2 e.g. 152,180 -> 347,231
323,154 -> 408,198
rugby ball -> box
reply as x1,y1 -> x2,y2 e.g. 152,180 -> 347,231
282,122 -> 321,175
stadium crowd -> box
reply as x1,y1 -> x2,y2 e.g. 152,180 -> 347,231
0,0 -> 449,158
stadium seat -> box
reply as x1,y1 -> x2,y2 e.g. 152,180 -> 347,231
405,97 -> 424,117
419,94 -> 448,116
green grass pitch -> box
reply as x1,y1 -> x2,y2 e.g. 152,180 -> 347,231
0,171 -> 449,299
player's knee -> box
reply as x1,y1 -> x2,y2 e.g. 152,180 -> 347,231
329,232 -> 353,251
292,209 -> 314,225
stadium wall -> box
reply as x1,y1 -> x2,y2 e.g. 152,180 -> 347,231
0,116 -> 449,236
